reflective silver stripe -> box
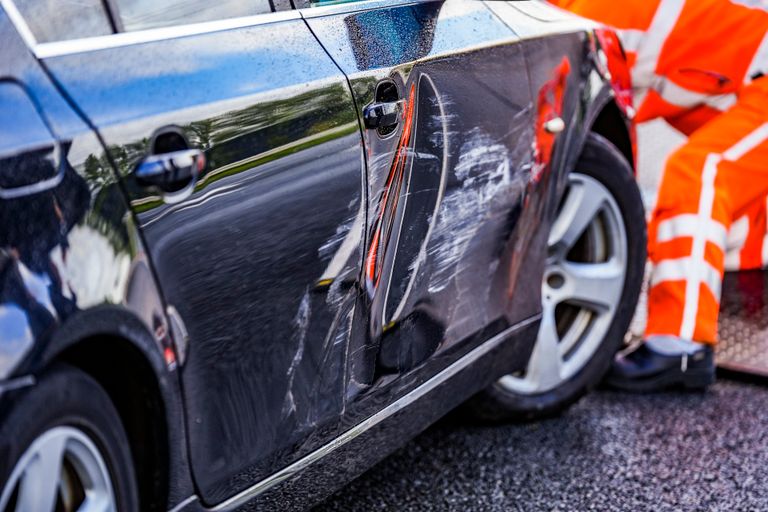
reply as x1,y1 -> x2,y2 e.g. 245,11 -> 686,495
679,154 -> 720,340
728,0 -> 768,12
746,31 -> 768,83
705,93 -> 739,111
652,257 -> 722,299
617,28 -> 644,53
724,214 -> 749,271
657,214 -> 727,247
723,122 -> 768,160
205,315 -> 540,511
651,75 -> 738,111
633,0 -> 685,88
654,124 -> 768,339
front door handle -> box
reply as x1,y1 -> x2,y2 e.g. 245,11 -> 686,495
135,149 -> 205,193
363,100 -> 404,130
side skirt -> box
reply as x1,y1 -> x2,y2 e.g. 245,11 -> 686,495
176,314 -> 540,512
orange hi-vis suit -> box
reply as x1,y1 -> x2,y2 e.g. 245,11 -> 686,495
551,0 -> 768,344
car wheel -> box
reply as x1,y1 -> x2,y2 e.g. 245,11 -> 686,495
469,133 -> 646,421
0,364 -> 138,512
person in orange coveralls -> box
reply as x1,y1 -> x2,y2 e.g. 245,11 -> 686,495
550,0 -> 768,391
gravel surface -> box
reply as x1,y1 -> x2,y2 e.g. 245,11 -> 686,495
317,381 -> 768,511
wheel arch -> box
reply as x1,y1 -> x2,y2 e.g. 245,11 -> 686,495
587,98 -> 636,172
57,333 -> 170,512
39,305 -> 186,512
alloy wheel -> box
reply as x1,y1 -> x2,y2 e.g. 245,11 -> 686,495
0,426 -> 116,512
499,172 -> 627,394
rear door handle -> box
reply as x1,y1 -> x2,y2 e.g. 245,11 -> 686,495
135,149 -> 205,193
363,100 -> 404,130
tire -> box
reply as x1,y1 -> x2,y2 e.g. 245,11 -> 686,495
0,364 -> 139,512
467,133 -> 647,421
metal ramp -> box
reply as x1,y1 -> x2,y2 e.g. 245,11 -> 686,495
717,270 -> 768,380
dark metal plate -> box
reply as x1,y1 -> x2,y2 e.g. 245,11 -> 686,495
717,270 -> 768,379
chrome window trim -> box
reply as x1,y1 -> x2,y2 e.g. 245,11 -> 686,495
300,0 -> 427,18
0,0 -> 300,58
0,0 -> 431,58
204,315 -> 541,511
0,0 -> 37,48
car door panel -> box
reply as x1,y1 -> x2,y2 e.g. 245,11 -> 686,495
306,0 -> 548,425
41,16 -> 367,503
486,1 -> 596,199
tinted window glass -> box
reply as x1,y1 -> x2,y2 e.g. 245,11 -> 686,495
113,0 -> 272,32
15,0 -> 113,43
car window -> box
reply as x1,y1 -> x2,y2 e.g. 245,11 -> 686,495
112,0 -> 273,32
14,0 -> 113,43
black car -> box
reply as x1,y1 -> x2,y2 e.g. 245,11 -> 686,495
0,1 -> 645,510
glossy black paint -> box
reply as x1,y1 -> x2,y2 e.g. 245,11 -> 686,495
40,16 -> 370,502
0,9 -> 196,509
0,1 -> 633,511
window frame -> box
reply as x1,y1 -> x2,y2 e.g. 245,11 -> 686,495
1,0 -> 297,58
106,0 -> 275,34
1,0 -> 430,58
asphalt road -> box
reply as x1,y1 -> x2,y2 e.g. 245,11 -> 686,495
317,380 -> 768,511
316,124 -> 768,511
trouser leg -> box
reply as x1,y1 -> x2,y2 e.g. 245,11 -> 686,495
646,82 -> 768,344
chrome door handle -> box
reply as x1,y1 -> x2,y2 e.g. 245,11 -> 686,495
135,149 -> 205,192
363,100 -> 405,130
543,117 -> 565,135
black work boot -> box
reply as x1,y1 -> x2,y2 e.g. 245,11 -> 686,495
605,336 -> 715,392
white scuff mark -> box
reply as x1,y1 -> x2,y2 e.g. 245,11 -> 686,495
453,129 -> 510,183
324,275 -> 346,311
318,216 -> 355,261
427,128 -> 517,294
317,206 -> 365,311
281,288 -> 311,420
429,108 -> 459,149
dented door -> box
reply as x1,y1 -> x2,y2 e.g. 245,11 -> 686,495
306,0 -> 549,424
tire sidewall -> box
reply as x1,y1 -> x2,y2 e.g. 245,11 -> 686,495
0,364 -> 138,511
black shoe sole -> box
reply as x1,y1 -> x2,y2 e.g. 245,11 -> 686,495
605,367 -> 715,393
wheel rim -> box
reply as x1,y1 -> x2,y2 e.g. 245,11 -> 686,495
499,172 -> 627,395
0,426 -> 116,512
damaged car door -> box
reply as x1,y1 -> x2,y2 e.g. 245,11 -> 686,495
37,5 -> 368,505
305,0 -> 548,424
